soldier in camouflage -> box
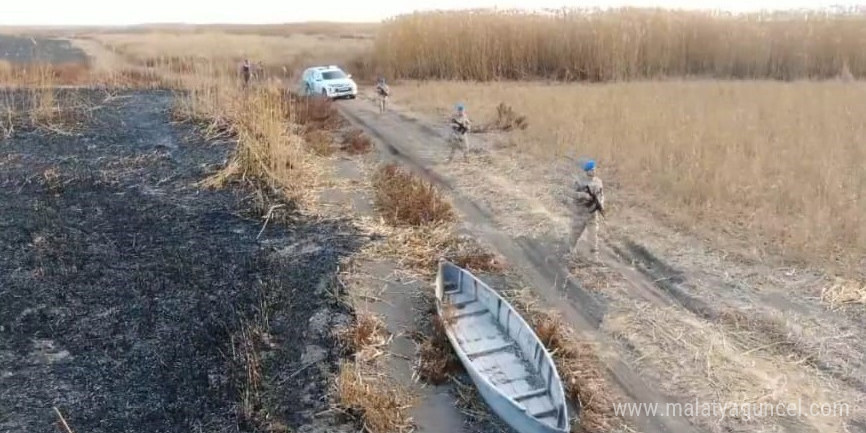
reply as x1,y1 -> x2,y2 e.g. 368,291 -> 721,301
570,159 -> 605,262
447,103 -> 471,162
240,58 -> 252,87
375,76 -> 390,113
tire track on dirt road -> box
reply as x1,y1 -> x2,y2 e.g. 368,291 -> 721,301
336,96 -> 705,433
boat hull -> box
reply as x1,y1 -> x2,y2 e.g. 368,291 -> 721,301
435,259 -> 570,433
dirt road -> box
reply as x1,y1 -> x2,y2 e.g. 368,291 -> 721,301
0,90 -> 362,433
337,92 -> 866,433
336,95 -> 704,433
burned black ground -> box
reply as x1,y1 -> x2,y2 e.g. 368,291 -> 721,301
0,34 -> 87,64
0,89 -> 363,433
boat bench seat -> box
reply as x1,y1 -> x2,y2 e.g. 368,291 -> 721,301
446,291 -> 477,308
462,336 -> 514,359
521,394 -> 557,419
451,301 -> 488,319
512,387 -> 548,401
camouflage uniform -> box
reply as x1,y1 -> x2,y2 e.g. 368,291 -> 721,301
240,59 -> 252,86
375,81 -> 390,113
447,109 -> 471,161
571,170 -> 604,260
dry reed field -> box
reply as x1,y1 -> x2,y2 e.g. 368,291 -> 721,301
88,29 -> 371,82
385,80 -> 866,273
370,9 -> 866,272
373,8 -> 865,81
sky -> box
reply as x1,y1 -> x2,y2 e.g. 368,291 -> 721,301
1,0 -> 861,26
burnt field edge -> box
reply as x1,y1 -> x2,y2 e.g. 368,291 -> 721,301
0,88 -> 368,433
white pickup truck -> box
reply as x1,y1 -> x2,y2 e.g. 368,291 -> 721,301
299,65 -> 358,100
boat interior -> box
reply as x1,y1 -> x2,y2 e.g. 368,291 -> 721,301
439,264 -> 567,429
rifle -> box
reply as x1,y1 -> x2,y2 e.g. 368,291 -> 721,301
584,185 -> 605,217
451,118 -> 468,134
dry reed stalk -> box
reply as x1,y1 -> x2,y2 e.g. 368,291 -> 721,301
230,319 -> 266,426
52,407 -> 75,433
335,361 -> 415,433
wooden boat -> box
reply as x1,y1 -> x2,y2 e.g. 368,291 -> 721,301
434,258 -> 570,433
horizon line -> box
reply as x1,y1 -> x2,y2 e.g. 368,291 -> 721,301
1,4 -> 864,28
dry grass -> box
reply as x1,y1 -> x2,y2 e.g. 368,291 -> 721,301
290,93 -> 344,131
359,219 -> 508,279
170,72 -> 322,205
371,163 -> 456,227
357,162 -> 507,279
0,57 -> 162,90
717,308 -> 812,360
72,37 -> 410,433
229,319 -> 276,430
356,222 -> 453,279
603,301 -> 851,433
68,39 -> 166,88
1,64 -> 64,130
336,310 -> 390,363
475,102 -> 529,133
1,96 -> 13,138
331,264 -> 413,433
388,80 -> 866,273
412,313 -> 462,385
0,72 -> 100,136
505,288 -> 623,433
821,277 -> 866,310
373,8 -> 866,81
334,361 -> 415,433
448,237 -> 508,273
303,129 -> 336,156
341,128 -> 374,155
409,291 -> 462,385
0,60 -> 92,86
